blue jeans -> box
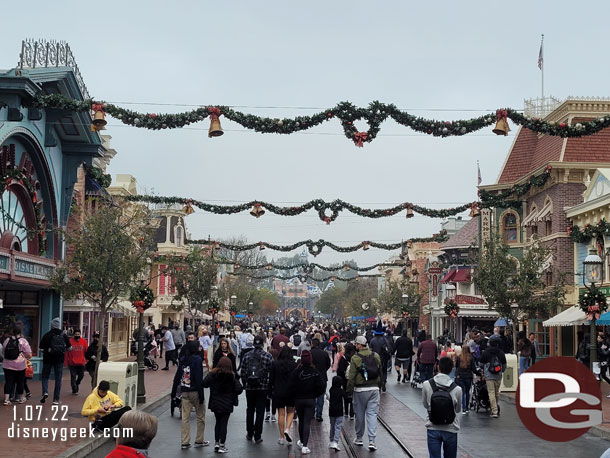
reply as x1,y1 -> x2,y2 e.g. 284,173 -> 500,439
456,378 -> 472,411
41,362 -> 63,402
329,415 -> 343,442
427,429 -> 457,458
315,393 -> 325,419
519,356 -> 530,375
420,363 -> 434,382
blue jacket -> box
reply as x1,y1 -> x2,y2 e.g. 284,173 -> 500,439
172,354 -> 204,401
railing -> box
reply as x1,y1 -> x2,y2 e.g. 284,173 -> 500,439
18,39 -> 89,99
523,96 -> 561,118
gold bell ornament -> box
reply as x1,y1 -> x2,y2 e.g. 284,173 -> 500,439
492,109 -> 510,136
406,204 -> 414,219
362,241 -> 370,251
469,203 -> 481,217
208,106 -> 224,138
182,201 -> 195,215
265,264 -> 272,271
90,104 -> 107,132
250,203 -> 265,218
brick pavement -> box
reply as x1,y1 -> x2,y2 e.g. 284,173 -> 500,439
0,358 -> 175,458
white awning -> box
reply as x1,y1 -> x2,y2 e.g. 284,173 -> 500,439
521,209 -> 539,227
536,202 -> 552,221
457,309 -> 499,319
543,306 -> 587,327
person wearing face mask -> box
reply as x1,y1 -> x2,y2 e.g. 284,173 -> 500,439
67,329 -> 88,395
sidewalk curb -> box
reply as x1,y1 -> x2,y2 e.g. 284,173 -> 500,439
498,392 -> 610,441
56,391 -> 170,458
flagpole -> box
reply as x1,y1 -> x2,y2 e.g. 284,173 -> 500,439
541,34 -> 544,101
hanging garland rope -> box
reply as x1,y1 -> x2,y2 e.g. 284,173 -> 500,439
217,259 -> 403,272
124,194 -> 476,223
227,271 -> 381,282
188,230 -> 448,256
31,95 -> 610,146
568,219 -> 610,244
478,167 -> 552,208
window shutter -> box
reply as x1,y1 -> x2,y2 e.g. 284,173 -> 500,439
159,264 -> 166,295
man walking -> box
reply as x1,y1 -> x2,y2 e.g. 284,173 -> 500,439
39,318 -> 71,404
479,337 -> 506,418
417,334 -> 438,382
171,324 -> 186,355
85,332 -> 108,389
422,357 -> 462,458
394,330 -> 414,383
240,335 -> 273,443
311,337 -> 331,421
347,336 -> 382,451
161,326 -> 177,370
67,329 -> 88,394
270,326 -> 289,353
370,322 -> 390,392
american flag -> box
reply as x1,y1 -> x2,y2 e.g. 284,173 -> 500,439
538,38 -> 543,70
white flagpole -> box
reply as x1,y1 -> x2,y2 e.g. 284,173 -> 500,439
541,34 -> 544,101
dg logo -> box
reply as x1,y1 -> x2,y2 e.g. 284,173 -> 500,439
516,357 -> 602,442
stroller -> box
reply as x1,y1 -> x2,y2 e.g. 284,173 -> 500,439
470,378 -> 492,412
170,385 -> 182,418
410,361 -> 423,388
143,341 -> 159,371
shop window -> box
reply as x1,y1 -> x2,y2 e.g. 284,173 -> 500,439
0,306 -> 40,356
545,271 -> 553,286
503,212 -> 518,243
111,317 -> 127,343
532,321 -> 549,358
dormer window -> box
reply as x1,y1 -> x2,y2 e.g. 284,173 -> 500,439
175,223 -> 184,247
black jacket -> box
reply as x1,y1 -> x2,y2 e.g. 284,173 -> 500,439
203,372 -> 243,414
455,356 -> 479,380
336,354 -> 349,382
85,340 -> 109,372
328,377 -> 345,417
394,336 -> 414,359
39,329 -> 71,365
212,348 -> 237,373
290,364 -> 326,400
311,346 -> 331,382
370,336 -> 390,361
269,358 -> 297,399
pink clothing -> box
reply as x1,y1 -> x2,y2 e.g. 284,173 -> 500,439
2,337 -> 32,371
440,350 -> 448,358
332,352 -> 343,372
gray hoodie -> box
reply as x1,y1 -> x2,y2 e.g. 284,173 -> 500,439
422,373 -> 462,433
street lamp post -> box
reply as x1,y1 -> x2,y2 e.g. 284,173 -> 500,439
584,249 -> 603,372
401,293 -> 409,336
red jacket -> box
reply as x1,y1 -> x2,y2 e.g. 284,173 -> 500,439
66,337 -> 88,366
417,339 -> 438,365
105,445 -> 150,457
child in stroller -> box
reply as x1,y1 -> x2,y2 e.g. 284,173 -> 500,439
410,360 -> 423,388
470,376 -> 500,414
143,339 -> 159,371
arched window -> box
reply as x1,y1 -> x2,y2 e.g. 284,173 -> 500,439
503,212 -> 518,243
174,224 -> 184,247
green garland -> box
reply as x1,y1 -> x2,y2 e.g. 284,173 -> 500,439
32,95 -> 610,145
568,219 -> 610,243
1,170 -> 46,255
186,230 -> 448,256
227,271 -> 381,282
444,298 -> 460,317
479,168 -> 552,208
87,166 -> 112,188
130,285 -> 155,312
125,194 -> 475,223
218,260 -> 403,272
578,289 -> 608,319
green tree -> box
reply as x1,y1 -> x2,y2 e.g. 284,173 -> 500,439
252,288 -> 281,315
378,279 -> 421,329
51,203 -> 154,385
315,286 -> 347,317
473,234 -> 565,352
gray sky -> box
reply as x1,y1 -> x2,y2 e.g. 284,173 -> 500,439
3,1 -> 609,267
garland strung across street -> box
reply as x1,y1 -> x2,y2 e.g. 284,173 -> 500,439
31,95 -> 610,147
218,259 -> 403,272
126,194 -> 478,223
568,219 -> 610,243
478,167 -> 552,208
227,271 -> 381,282
188,230 -> 449,256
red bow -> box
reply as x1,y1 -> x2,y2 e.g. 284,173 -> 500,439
92,104 -> 105,113
208,106 -> 221,118
496,109 -> 508,121
587,305 -> 601,321
353,132 -> 368,147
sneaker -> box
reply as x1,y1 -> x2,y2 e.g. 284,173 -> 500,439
278,438 -> 285,445
215,443 -> 220,452
381,382 -> 386,393
194,441 -> 210,447
369,442 -> 377,451
462,411 -> 468,415
255,438 -> 263,444
297,440 -> 303,449
349,415 -> 355,421
246,434 -> 253,441
26,393 -> 32,399
607,393 -> 610,398
40,393 -> 48,404
331,442 -> 341,451
315,416 -> 323,422
397,374 -> 401,382
161,367 -> 169,371
17,398 -> 26,404
490,413 -> 498,418
270,415 -> 277,422
52,400 -> 60,405
218,446 -> 228,454
301,446 -> 311,454
181,443 -> 191,449
264,413 -> 271,422
284,431 -> 293,444
354,438 -> 364,446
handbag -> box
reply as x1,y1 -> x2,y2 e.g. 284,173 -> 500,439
25,360 -> 34,379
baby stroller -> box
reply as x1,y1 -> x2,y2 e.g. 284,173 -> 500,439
470,378 -> 491,412
170,386 -> 182,418
410,361 -> 423,388
143,341 -> 159,371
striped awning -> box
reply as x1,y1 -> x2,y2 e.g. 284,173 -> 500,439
543,306 -> 586,327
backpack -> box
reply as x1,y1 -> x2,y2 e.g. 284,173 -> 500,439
488,353 -> 502,374
428,379 -> 457,425
246,351 -> 266,388
359,353 -> 380,381
4,337 -> 20,360
292,334 -> 302,347
50,334 -> 66,356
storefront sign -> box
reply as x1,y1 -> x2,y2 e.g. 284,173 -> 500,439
455,294 -> 487,305
481,208 -> 491,244
428,267 -> 443,274
14,258 -> 54,280
579,286 -> 610,297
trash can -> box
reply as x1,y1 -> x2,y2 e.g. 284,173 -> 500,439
500,353 -> 518,392
97,362 -> 138,409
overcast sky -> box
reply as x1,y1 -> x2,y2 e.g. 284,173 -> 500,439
3,1 -> 609,268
